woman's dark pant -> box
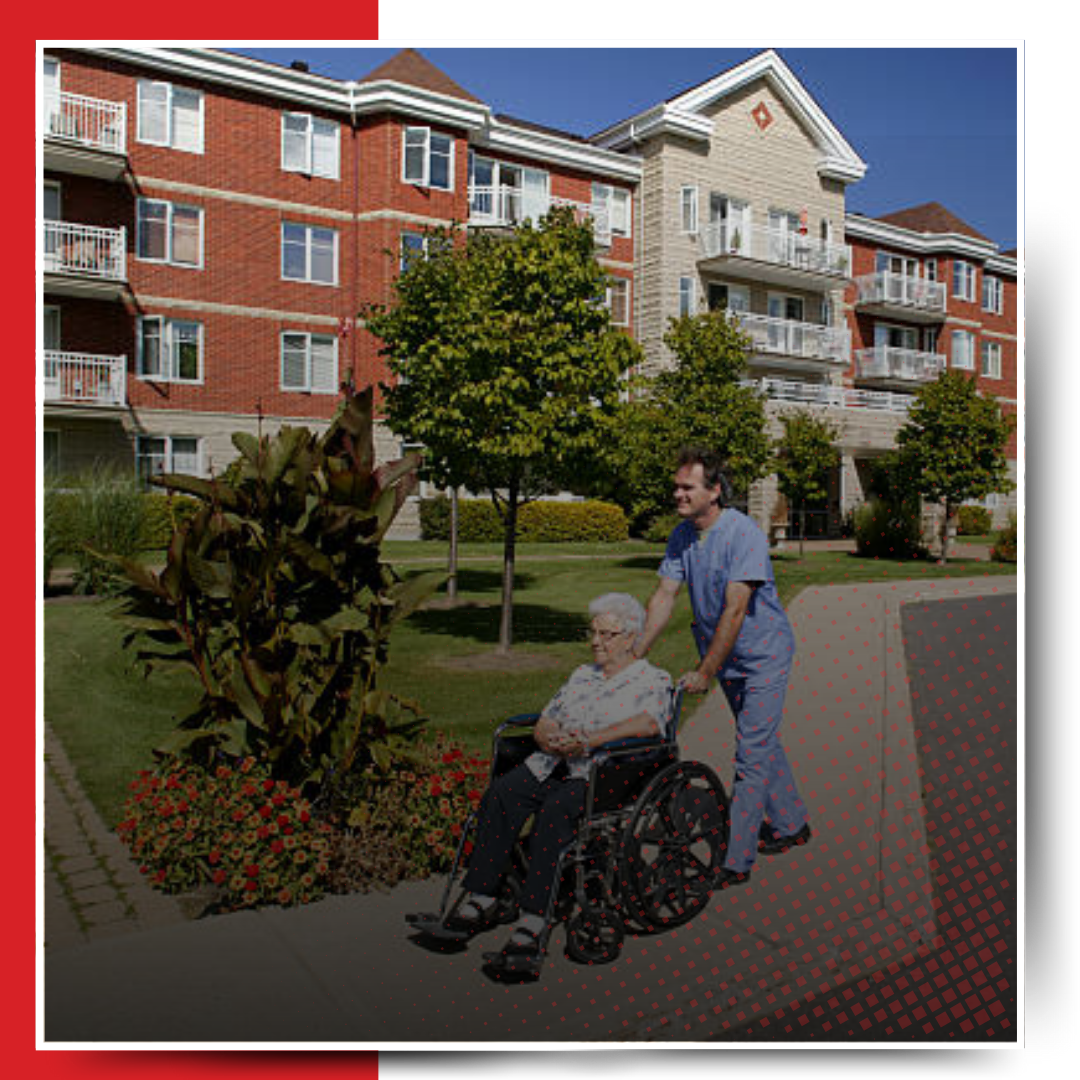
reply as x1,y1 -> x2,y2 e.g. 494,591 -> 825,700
461,764 -> 586,917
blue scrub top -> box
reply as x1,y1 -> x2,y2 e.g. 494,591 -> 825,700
658,508 -> 795,685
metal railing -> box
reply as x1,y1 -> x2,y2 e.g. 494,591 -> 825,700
739,376 -> 916,414
854,271 -> 946,313
729,310 -> 851,365
43,351 -> 127,406
855,346 -> 945,382
43,221 -> 127,280
43,90 -> 127,155
700,221 -> 851,277
467,186 -> 611,244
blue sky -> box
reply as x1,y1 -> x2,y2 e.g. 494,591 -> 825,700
230,46 -> 1018,250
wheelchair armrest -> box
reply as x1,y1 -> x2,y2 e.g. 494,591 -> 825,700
494,713 -> 541,739
591,736 -> 672,767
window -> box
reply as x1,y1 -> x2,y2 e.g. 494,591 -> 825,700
951,330 -> 976,370
925,258 -> 938,282
680,186 -> 699,234
136,199 -> 203,267
281,222 -> 338,285
471,154 -> 550,223
137,317 -> 202,383
923,327 -> 940,353
44,305 -> 61,350
280,332 -> 338,393
137,81 -> 203,153
952,259 -> 977,302
982,274 -> 1004,314
876,252 -> 919,278
400,230 -> 428,272
678,276 -> 696,317
590,183 -> 630,239
44,430 -> 60,475
281,113 -> 340,179
981,340 -> 1002,378
402,126 -> 453,190
707,282 -> 749,313
708,194 -> 750,252
606,278 -> 630,327
136,435 -> 201,484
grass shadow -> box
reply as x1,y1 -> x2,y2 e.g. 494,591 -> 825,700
404,567 -> 537,596
615,555 -> 663,571
407,602 -> 590,646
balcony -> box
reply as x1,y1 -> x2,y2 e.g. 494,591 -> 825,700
43,91 -> 128,180
729,310 -> 850,372
43,351 -> 127,410
468,186 -> 611,245
854,271 -> 947,323
740,376 -> 915,415
855,346 -> 945,387
43,221 -> 127,300
700,222 -> 851,289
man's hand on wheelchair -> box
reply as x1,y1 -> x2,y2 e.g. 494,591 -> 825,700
678,669 -> 712,695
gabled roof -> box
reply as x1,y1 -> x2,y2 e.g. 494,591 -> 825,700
875,202 -> 990,243
592,48 -> 866,185
358,49 -> 482,104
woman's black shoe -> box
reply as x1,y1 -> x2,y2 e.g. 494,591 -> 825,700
406,900 -> 503,942
482,927 -> 545,980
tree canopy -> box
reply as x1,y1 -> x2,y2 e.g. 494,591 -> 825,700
773,410 -> 841,557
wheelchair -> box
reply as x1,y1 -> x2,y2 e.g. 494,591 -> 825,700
405,687 -> 730,980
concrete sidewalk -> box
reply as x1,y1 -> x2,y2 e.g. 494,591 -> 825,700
43,573 -> 1018,1044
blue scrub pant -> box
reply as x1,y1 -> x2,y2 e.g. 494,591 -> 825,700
720,676 -> 807,872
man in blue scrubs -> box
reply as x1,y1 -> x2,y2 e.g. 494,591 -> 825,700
633,447 -> 810,887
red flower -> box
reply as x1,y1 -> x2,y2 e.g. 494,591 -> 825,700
277,815 -> 290,827
244,880 -> 258,892
430,784 -> 443,797
208,849 -> 221,865
244,864 -> 259,878
212,869 -> 227,885
259,805 -> 273,819
263,780 -> 275,792
299,810 -> 310,824
271,840 -> 285,854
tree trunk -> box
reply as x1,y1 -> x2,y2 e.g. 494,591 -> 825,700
497,479 -> 519,655
799,504 -> 806,560
447,486 -> 459,603
939,500 -> 952,565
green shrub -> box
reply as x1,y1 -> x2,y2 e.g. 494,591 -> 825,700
957,505 -> 992,535
991,512 -> 1018,563
117,756 -> 332,911
43,477 -> 75,586
853,498 -> 928,560
419,496 -> 628,543
642,513 -> 681,544
139,493 -> 201,550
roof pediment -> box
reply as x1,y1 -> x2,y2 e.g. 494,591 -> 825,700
593,49 -> 866,185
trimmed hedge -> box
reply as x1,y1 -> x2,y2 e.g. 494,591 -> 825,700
957,505 -> 992,536
140,493 -> 202,549
419,496 -> 628,543
853,499 -> 928,560
991,513 -> 1018,563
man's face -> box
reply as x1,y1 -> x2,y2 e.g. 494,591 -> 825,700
672,463 -> 721,521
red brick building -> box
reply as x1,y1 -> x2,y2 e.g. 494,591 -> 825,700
42,46 -> 639,519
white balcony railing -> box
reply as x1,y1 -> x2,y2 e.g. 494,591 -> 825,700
43,351 -> 127,407
701,222 -> 851,277
729,310 -> 851,365
739,376 -> 915,415
468,186 -> 611,245
44,91 -> 127,155
43,221 -> 127,280
855,271 -> 946,313
855,346 -> 946,383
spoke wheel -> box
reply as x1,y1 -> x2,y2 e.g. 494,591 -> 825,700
617,761 -> 728,930
565,909 -> 625,965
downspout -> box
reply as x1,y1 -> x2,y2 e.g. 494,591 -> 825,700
350,88 -> 360,391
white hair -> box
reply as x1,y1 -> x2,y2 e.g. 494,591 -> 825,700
589,593 -> 646,636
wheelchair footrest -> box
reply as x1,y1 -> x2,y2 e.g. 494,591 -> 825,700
404,911 -> 469,941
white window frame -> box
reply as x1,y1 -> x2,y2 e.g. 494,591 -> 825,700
981,340 -> 1002,379
136,80 -> 205,154
136,316 -> 204,385
136,435 -> 203,484
951,329 -> 976,370
280,331 -> 339,394
281,222 -> 339,286
135,198 -> 204,269
402,126 -> 454,191
680,185 -> 699,235
606,278 -> 630,327
281,112 -> 340,180
678,276 -> 697,317
952,259 -> 977,302
982,274 -> 1004,314
591,183 -> 631,239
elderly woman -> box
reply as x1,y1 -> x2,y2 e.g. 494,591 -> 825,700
438,592 -> 672,974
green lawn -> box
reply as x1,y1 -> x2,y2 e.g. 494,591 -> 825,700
44,546 -> 1016,827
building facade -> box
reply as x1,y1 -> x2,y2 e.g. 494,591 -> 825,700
41,47 -> 1018,535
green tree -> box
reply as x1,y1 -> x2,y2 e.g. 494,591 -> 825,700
364,206 -> 642,653
601,311 -> 770,530
773,410 -> 841,558
894,370 -> 1015,563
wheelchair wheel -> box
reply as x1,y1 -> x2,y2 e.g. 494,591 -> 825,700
617,761 -> 728,931
565,909 -> 625,965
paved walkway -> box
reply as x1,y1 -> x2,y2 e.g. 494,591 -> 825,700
43,572 -> 1018,1043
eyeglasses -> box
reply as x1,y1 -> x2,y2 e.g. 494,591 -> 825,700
588,627 -> 628,643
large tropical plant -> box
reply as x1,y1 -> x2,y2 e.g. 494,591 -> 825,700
109,387 -> 443,789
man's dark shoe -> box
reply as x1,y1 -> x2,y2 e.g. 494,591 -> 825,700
482,927 -> 545,980
758,822 -> 812,856
715,867 -> 751,889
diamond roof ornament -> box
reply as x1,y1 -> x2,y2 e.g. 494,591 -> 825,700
751,101 -> 774,131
